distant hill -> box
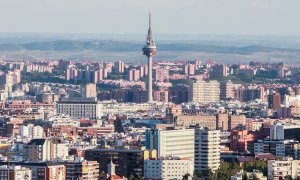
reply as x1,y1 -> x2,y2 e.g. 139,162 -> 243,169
0,40 -> 299,54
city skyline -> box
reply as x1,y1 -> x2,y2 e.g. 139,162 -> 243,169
0,0 -> 299,35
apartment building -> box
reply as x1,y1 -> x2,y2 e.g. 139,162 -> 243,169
144,156 -> 193,180
189,80 -> 220,104
194,127 -> 220,172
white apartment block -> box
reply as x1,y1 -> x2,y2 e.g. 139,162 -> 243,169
189,80 -> 220,104
144,157 -> 193,180
19,124 -> 44,140
157,129 -> 195,162
195,127 -> 220,172
56,97 -> 102,119
268,157 -> 300,180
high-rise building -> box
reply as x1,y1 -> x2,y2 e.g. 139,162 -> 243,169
155,67 -> 169,82
194,127 -> 220,172
145,128 -> 195,161
184,64 -> 196,76
268,92 -> 281,109
189,79 -> 220,104
81,83 -> 97,98
242,85 -> 265,102
142,12 -> 157,102
212,64 -> 229,77
114,61 -> 125,73
127,69 -> 141,81
153,90 -> 169,102
220,80 -> 235,100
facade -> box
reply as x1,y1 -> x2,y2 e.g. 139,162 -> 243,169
24,138 -> 68,162
85,149 -> 147,179
254,139 -> 299,158
0,162 -> 66,180
270,124 -> 300,141
19,124 -> 44,140
146,128 -> 195,162
212,64 -> 229,77
175,115 -> 217,130
81,83 -> 97,98
268,158 -> 300,180
56,97 -> 102,119
0,165 -> 31,180
153,90 -> 169,102
65,160 -> 99,180
220,80 -> 235,100
242,85 -> 265,102
24,139 -> 52,162
114,61 -> 125,73
127,69 -> 141,81
184,64 -> 196,76
189,80 -> 220,104
155,67 -> 169,82
194,127 -> 220,172
143,157 -> 193,180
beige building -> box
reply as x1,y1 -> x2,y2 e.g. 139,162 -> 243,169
0,165 -> 31,180
189,80 -> 220,104
144,156 -> 193,180
65,159 -> 99,180
175,115 -> 217,130
24,138 -> 68,162
229,115 -> 247,130
24,139 -> 52,162
81,83 -> 97,98
156,129 -> 195,162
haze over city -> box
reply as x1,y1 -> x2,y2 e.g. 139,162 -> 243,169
0,0 -> 299,35
0,1 -> 300,180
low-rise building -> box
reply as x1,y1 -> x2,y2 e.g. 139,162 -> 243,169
144,156 -> 193,180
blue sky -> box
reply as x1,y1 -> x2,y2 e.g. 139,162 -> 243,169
0,0 -> 299,35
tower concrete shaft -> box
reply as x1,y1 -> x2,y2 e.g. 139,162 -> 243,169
142,11 -> 157,102
147,56 -> 153,102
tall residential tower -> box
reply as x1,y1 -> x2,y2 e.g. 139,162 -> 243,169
142,12 -> 157,102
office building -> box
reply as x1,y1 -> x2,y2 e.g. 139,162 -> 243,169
56,97 -> 103,119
